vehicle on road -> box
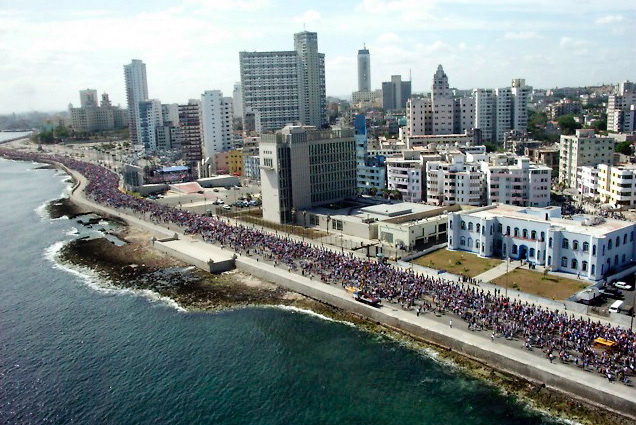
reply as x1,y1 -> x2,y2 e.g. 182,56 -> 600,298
222,205 -> 231,210
613,281 -> 634,290
353,290 -> 381,307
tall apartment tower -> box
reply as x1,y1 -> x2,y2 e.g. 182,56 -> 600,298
124,59 -> 149,146
200,90 -> 234,176
357,45 -> 371,92
431,65 -> 454,135
137,99 -> 163,151
294,31 -> 327,129
559,129 -> 614,188
177,100 -> 203,175
240,31 -> 326,132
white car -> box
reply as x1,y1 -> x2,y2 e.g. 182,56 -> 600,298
613,281 -> 633,290
222,205 -> 232,210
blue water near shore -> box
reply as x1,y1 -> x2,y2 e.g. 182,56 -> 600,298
0,157 -> 562,424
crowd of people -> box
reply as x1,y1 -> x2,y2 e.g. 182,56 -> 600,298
3,148 -> 636,385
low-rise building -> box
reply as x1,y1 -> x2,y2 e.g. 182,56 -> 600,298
387,151 -> 441,202
448,204 -> 636,280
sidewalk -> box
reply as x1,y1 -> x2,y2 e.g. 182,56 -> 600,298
474,258 -> 521,282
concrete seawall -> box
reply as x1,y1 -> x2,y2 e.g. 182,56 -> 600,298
60,164 -> 636,421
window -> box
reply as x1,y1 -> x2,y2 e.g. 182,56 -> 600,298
476,240 -> 480,249
540,231 -> 545,241
616,236 -> 620,247
562,238 -> 569,249
561,257 -> 568,267
460,236 -> 466,246
571,259 -> 577,269
512,245 -> 518,254
608,240 -> 613,250
591,264 -> 595,275
514,227 -> 519,237
498,224 -> 503,232
468,222 -> 474,231
624,234 -> 628,244
506,226 -> 511,235
467,238 -> 473,248
572,240 -> 578,250
549,237 -> 553,248
522,229 -> 528,238
582,261 -> 588,271
476,223 -> 481,233
548,256 -> 552,266
592,245 -> 596,255
461,220 -> 466,230
531,230 -> 536,240
529,248 -> 535,257
615,255 -> 619,265
583,242 -> 589,252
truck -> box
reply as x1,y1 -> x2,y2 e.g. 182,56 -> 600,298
577,287 -> 601,305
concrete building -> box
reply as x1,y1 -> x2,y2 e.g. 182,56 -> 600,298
577,166 -> 600,200
559,129 -> 615,188
426,153 -> 483,206
382,75 -> 411,110
200,90 -> 233,176
473,79 -> 532,143
607,81 -> 636,133
406,65 -> 474,137
448,204 -> 636,281
357,44 -> 371,92
240,31 -> 326,132
124,59 -> 149,146
232,82 -> 243,119
137,99 -> 163,151
387,151 -> 440,203
260,125 -> 356,223
595,164 -> 636,208
482,155 -> 551,207
70,90 -> 128,133
546,99 -> 582,120
243,155 -> 261,182
354,114 -> 386,194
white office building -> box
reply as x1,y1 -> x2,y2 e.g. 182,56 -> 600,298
559,129 -> 615,188
448,204 -> 636,281
260,126 -> 356,223
426,153 -> 483,206
124,59 -> 149,146
200,90 -> 233,176
482,156 -> 551,207
387,151 -> 441,203
232,82 -> 243,119
357,44 -> 371,92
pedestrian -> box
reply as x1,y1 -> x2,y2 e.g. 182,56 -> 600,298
491,332 -> 495,342
449,320 -> 452,328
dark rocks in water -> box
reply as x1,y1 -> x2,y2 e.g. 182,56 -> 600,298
34,164 -> 56,170
46,197 -> 88,219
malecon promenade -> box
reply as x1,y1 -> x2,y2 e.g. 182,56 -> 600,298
2,147 -> 636,420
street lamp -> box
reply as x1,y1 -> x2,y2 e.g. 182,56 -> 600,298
302,210 -> 307,242
326,215 -> 332,246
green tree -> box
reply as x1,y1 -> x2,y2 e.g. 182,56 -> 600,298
557,115 -> 582,135
615,141 -> 633,156
484,142 -> 498,153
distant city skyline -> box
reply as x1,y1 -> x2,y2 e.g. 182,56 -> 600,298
0,0 -> 634,113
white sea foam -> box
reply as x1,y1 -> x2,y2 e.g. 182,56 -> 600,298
65,228 -> 80,236
271,304 -> 356,327
43,240 -> 187,312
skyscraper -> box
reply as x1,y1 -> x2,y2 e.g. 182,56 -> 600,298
79,89 -> 98,108
357,45 -> 371,92
124,59 -> 149,146
382,75 -> 411,110
232,82 -> 243,119
294,31 -> 327,129
239,31 -> 326,132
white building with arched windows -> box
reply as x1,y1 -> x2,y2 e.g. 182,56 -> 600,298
447,204 -> 636,281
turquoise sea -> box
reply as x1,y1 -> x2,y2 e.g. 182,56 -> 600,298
0,157 -> 561,424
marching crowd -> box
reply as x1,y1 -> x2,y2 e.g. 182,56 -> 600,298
3,148 -> 635,385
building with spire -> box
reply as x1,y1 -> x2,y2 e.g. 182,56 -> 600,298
357,44 -> 371,92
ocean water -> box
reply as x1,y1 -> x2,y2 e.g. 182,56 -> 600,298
0,157 -> 561,425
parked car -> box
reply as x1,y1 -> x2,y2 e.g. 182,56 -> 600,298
222,205 -> 232,210
613,281 -> 634,290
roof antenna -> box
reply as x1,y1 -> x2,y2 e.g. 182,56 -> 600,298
409,68 -> 412,81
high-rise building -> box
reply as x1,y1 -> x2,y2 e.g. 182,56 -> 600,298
357,45 -> 371,92
382,75 -> 411,110
406,65 -> 474,137
607,81 -> 636,133
200,90 -> 234,176
79,89 -> 99,108
295,31 -> 327,128
559,129 -> 614,188
232,82 -> 243,119
137,99 -> 163,151
240,31 -> 326,132
472,79 -> 532,143
354,114 -> 386,194
260,126 -> 356,223
177,100 -> 203,174
124,59 -> 149,146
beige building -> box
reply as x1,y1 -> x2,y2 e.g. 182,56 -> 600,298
596,164 -> 636,208
559,129 -> 614,188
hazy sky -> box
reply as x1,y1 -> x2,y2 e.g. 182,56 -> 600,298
1,0 -> 634,114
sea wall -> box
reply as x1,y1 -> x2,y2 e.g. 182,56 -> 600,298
236,255 -> 636,420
